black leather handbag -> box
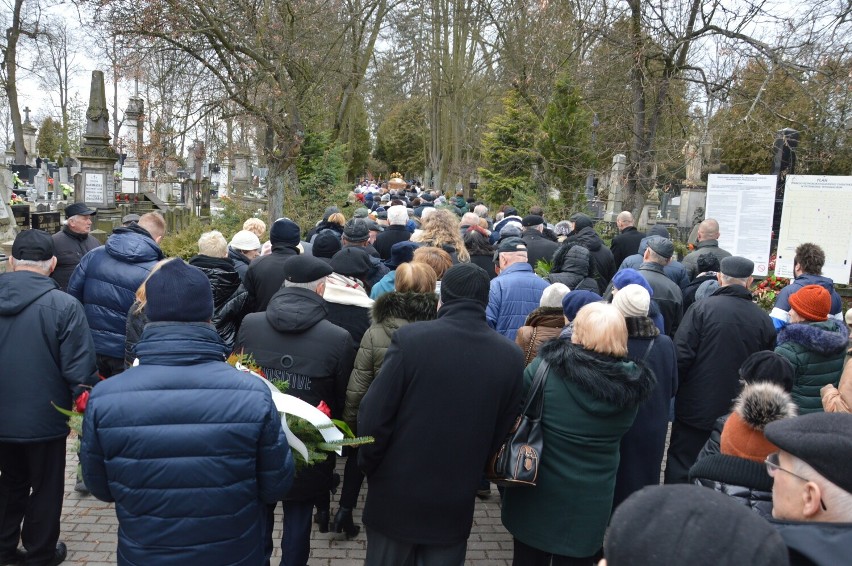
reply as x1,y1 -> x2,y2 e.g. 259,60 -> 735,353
487,360 -> 549,487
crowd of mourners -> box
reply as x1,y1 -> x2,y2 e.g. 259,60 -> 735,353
1,179 -> 851,566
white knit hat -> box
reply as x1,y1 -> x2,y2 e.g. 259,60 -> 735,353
540,283 -> 571,308
229,230 -> 261,251
613,284 -> 651,318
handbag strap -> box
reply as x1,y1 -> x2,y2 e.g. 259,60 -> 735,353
524,327 -> 538,365
522,360 -> 550,419
638,338 -> 655,365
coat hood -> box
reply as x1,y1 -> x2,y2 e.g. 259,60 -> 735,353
0,271 -> 58,315
265,287 -> 328,333
568,226 -> 603,252
732,382 -> 798,430
371,291 -> 439,325
776,319 -> 849,356
105,229 -> 164,264
539,339 -> 656,412
135,322 -> 229,365
551,243 -> 593,276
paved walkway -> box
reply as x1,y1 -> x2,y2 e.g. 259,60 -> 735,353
60,439 -> 514,565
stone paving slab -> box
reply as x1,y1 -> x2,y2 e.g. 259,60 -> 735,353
60,439 -> 513,565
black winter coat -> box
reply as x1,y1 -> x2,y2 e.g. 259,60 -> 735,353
188,255 -> 243,349
610,226 -> 645,268
0,271 -> 98,442
546,244 -> 600,291
613,317 -> 678,510
561,226 -> 616,294
521,229 -> 560,270
690,454 -> 774,519
358,299 -> 524,545
682,272 -> 719,310
51,226 -> 101,291
374,225 -> 411,261
244,244 -> 300,312
236,287 -> 354,501
674,285 -> 776,430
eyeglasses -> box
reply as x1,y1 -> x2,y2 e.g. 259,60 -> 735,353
765,452 -> 828,511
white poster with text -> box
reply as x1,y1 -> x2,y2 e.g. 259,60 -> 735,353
705,174 -> 776,276
775,175 -> 852,283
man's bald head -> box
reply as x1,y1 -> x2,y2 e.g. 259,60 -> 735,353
698,218 -> 720,241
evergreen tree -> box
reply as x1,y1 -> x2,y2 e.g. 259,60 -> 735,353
373,98 -> 427,176
477,89 -> 539,207
538,73 -> 595,211
36,117 -> 62,160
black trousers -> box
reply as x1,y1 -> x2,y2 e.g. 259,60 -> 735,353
0,439 -> 66,566
512,538 -> 599,566
664,419 -> 712,484
365,528 -> 467,566
339,450 -> 364,509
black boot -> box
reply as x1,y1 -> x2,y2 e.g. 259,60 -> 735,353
314,509 -> 330,533
333,507 -> 360,539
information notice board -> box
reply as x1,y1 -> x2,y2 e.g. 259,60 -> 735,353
775,175 -> 852,284
705,174 -> 776,276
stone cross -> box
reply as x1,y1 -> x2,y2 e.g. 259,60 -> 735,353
23,107 -> 30,122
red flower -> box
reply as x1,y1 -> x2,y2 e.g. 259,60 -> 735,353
317,400 -> 332,418
74,390 -> 90,413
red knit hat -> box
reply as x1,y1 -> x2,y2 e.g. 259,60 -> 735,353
788,284 -> 831,322
721,412 -> 779,463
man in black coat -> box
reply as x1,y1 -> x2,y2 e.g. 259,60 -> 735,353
358,263 -> 524,566
244,218 -> 301,312
236,255 -> 354,566
520,215 -> 559,270
665,256 -> 775,485
51,202 -> 101,291
0,230 -> 98,566
373,205 -> 411,260
610,211 -> 645,268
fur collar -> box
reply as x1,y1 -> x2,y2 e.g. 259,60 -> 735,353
625,316 -> 660,338
371,291 -> 439,325
539,339 -> 656,408
776,320 -> 849,355
524,307 -> 565,328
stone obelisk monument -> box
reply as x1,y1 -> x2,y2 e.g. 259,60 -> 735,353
75,71 -> 118,208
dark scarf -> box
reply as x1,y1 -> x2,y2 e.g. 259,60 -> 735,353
63,225 -> 90,241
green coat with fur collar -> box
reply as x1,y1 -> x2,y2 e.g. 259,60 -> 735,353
501,340 -> 655,558
343,291 -> 438,430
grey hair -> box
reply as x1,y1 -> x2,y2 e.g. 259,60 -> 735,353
10,257 -> 53,273
474,204 -> 488,217
283,277 -> 325,292
719,273 -> 749,287
792,456 -> 852,521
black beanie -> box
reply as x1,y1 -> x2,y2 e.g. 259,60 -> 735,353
440,263 -> 490,307
739,350 -> 795,392
313,230 -> 342,259
270,218 -> 301,246
605,485 -> 789,566
145,260 -> 214,323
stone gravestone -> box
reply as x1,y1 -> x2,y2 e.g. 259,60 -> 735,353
34,169 -> 47,199
603,154 -> 627,222
31,211 -> 61,234
11,206 -> 30,230
76,71 -> 118,209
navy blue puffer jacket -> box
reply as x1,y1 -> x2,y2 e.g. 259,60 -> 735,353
68,226 -> 164,359
81,322 -> 294,566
